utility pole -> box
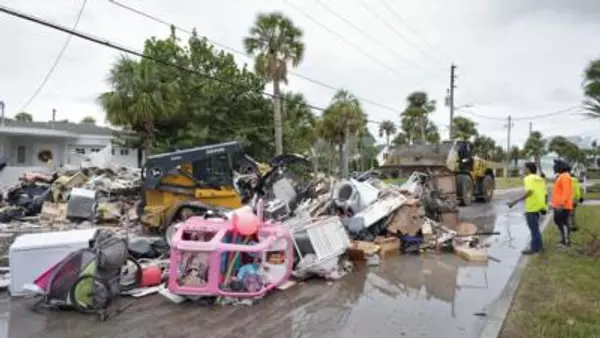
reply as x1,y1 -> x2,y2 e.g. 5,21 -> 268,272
448,64 -> 457,140
529,121 -> 532,135
505,115 -> 514,174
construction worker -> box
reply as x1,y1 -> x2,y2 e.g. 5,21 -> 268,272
569,166 -> 584,232
552,159 -> 573,247
507,162 -> 547,254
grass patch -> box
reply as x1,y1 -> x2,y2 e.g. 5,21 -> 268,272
585,191 -> 600,200
495,177 -> 523,189
382,178 -> 406,185
501,205 -> 600,338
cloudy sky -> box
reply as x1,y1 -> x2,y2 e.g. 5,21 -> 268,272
1,0 -> 599,147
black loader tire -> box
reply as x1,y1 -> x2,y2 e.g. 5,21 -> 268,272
478,175 -> 494,203
457,174 -> 473,206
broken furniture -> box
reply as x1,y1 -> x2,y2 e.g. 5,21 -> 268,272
167,214 -> 293,298
289,216 -> 351,276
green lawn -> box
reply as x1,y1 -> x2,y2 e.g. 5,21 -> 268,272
501,205 -> 600,338
585,191 -> 600,200
382,178 -> 406,185
495,177 -> 523,189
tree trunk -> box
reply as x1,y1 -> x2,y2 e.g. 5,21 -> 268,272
340,125 -> 350,178
273,80 -> 283,156
534,155 -> 541,173
137,147 -> 144,168
420,116 -> 426,144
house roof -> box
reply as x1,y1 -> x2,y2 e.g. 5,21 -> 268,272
0,118 -> 113,136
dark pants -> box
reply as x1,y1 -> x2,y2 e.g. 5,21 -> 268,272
569,202 -> 578,230
525,212 -> 543,252
554,208 -> 571,245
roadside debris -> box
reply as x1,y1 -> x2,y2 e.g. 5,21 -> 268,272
0,151 -> 499,316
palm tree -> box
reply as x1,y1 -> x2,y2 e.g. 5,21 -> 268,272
523,131 -> 547,171
14,112 -> 33,122
99,57 -> 179,155
473,135 -> 496,160
80,116 -> 96,125
451,116 -> 478,140
400,91 -> 436,144
244,12 -> 305,156
508,146 -> 521,168
378,120 -> 397,147
321,90 -> 365,177
582,59 -> 600,118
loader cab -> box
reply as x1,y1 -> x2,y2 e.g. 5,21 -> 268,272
139,141 -> 259,231
455,140 -> 474,172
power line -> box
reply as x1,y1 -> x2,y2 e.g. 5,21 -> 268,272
458,105 -> 582,122
381,0 -> 449,61
316,0 -> 445,82
108,0 -> 403,115
0,4 -> 331,113
359,0 -> 444,65
16,0 -> 88,113
284,0 -> 408,81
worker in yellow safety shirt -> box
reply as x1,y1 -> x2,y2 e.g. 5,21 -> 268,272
569,166 -> 584,232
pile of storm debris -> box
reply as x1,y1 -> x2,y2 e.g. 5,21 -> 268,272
0,165 -> 496,314
0,165 -> 142,251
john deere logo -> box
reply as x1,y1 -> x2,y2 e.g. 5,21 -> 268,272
150,167 -> 163,178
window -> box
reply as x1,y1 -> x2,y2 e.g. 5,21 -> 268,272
17,146 -> 26,164
120,149 -> 129,156
90,148 -> 101,153
75,148 -> 85,155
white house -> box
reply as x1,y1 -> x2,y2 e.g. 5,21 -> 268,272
0,118 -> 141,184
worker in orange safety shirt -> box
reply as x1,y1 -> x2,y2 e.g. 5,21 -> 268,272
551,159 -> 573,247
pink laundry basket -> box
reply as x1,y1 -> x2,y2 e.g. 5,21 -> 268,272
167,214 -> 293,298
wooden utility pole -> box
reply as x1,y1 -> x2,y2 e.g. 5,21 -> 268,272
505,115 -> 514,174
529,121 -> 532,135
448,64 -> 457,139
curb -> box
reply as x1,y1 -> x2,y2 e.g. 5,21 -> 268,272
478,212 -> 553,338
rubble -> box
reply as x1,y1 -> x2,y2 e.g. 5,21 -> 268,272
1,156 -> 499,316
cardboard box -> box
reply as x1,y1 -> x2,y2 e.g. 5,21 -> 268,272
440,211 -> 460,230
374,237 -> 400,259
347,241 -> 379,261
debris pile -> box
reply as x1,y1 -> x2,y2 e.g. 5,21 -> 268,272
2,165 -> 497,317
0,166 -> 142,252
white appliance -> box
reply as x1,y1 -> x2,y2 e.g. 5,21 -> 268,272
8,228 -> 98,297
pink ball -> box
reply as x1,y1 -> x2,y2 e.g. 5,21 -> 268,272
234,210 -> 260,236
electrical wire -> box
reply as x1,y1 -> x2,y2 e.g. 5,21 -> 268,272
316,0 -> 446,82
359,0 -> 445,65
457,105 -> 583,122
16,0 -> 88,113
0,4 -> 334,113
107,0 -> 403,114
381,0 -> 449,61
283,0 -> 408,80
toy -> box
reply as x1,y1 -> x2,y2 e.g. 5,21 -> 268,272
167,211 -> 293,298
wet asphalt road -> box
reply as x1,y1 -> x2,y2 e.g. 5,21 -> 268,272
0,189 -> 538,338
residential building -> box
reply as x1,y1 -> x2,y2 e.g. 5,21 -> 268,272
0,118 -> 141,184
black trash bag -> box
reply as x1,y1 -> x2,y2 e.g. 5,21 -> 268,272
128,239 -> 158,260
150,239 -> 169,256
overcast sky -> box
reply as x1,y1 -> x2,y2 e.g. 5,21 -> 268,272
1,0 -> 599,147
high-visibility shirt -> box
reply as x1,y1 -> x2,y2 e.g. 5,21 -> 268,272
552,173 -> 573,210
572,176 -> 582,201
523,174 -> 546,212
